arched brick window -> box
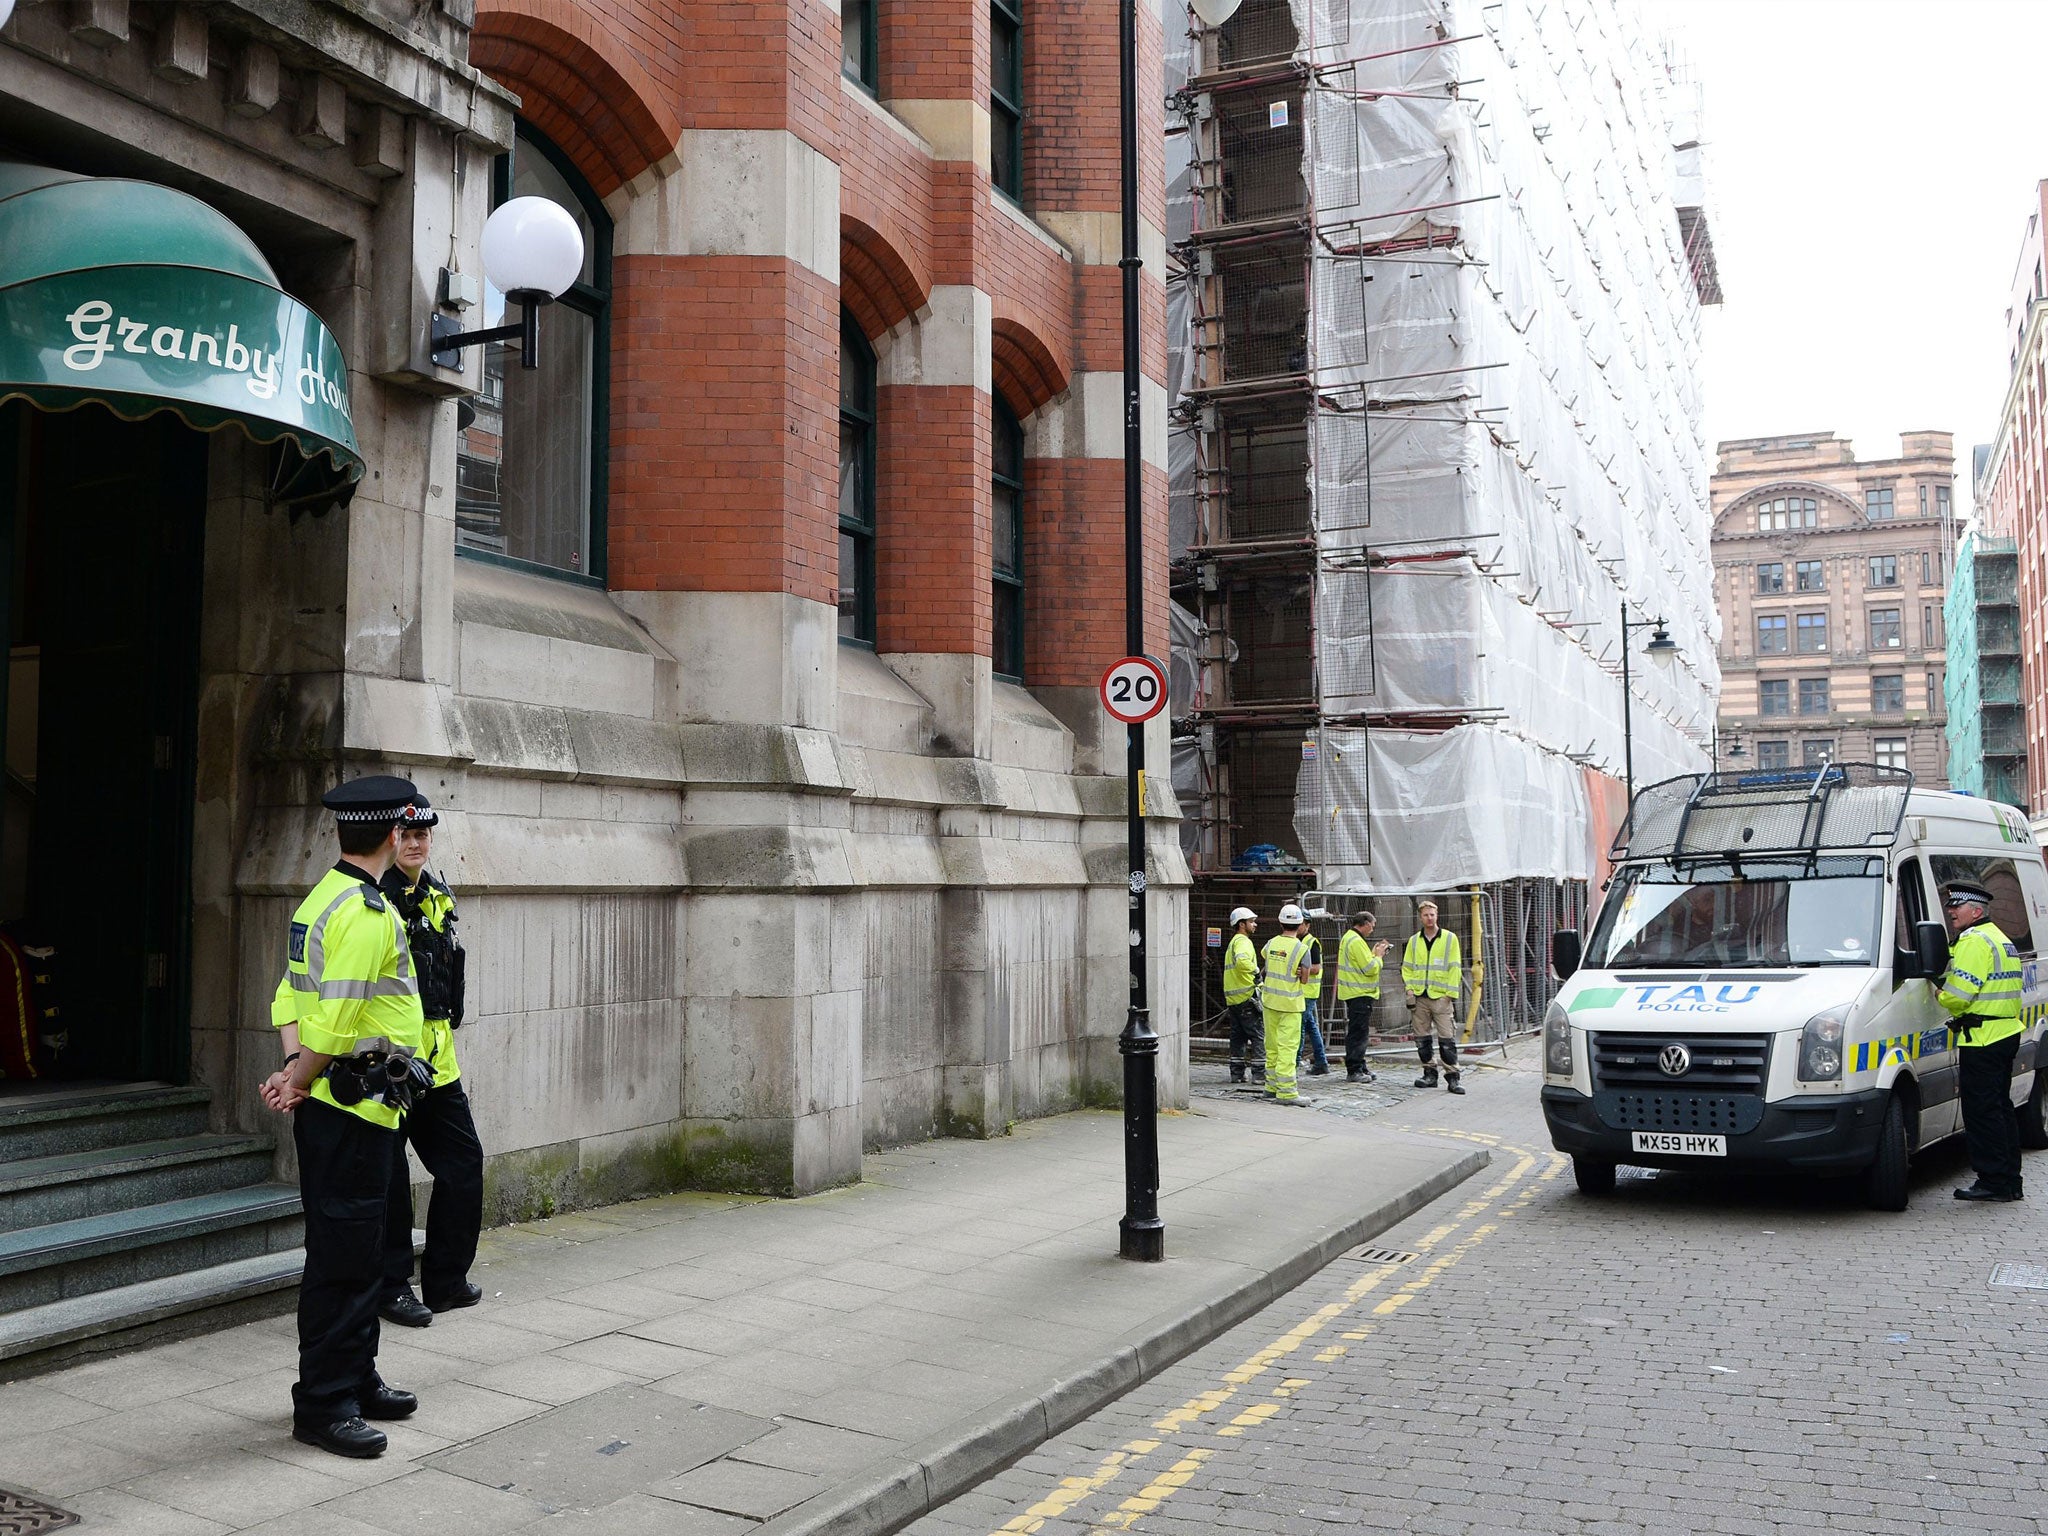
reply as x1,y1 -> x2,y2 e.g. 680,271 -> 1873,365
840,312 -> 879,644
992,395 -> 1025,680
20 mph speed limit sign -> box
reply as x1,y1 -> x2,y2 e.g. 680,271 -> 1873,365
1099,655 -> 1168,725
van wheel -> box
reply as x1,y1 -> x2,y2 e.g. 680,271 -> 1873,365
1863,1094 -> 1910,1212
1572,1155 -> 1616,1196
2019,1070 -> 2048,1152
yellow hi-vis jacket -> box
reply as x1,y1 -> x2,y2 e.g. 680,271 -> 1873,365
389,872 -> 461,1089
1223,932 -> 1260,1006
271,864 -> 425,1128
1939,920 -> 2025,1045
1401,928 -> 1462,999
1337,930 -> 1382,1000
1260,934 -> 1315,1014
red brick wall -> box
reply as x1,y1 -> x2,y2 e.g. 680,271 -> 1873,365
878,385 -> 992,654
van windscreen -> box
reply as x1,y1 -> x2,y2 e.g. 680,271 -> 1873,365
1585,858 -> 1885,969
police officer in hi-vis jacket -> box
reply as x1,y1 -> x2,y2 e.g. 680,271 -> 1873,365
1939,880 -> 2027,1203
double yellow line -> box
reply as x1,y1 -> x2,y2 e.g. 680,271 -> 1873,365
988,1130 -> 1564,1536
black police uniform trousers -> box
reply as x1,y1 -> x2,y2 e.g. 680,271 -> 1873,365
1343,997 -> 1376,1076
1227,1000 -> 1264,1082
382,1077 -> 485,1305
1959,1031 -> 2024,1196
293,1097 -> 399,1423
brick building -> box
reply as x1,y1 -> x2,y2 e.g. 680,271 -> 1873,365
1710,432 -> 1954,783
0,0 -> 1182,1339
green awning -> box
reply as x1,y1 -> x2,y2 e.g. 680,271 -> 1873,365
0,161 -> 363,510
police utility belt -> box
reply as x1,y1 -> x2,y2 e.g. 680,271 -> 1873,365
323,1048 -> 434,1112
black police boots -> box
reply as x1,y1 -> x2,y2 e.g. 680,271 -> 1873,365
380,1287 -> 433,1328
294,1416 -> 388,1458
362,1383 -> 419,1420
1955,1182 -> 2023,1202
427,1280 -> 483,1313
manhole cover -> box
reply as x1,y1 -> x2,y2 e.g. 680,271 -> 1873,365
1990,1262 -> 2048,1290
1343,1247 -> 1416,1265
0,1487 -> 79,1534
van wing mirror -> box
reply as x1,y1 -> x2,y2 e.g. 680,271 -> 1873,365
1912,919 -> 1950,980
1551,929 -> 1582,981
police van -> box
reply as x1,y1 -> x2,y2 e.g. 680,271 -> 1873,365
1542,765 -> 2048,1209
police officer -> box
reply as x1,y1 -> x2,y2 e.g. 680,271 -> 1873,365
1260,904 -> 1319,1106
1222,908 -> 1264,1085
1403,900 -> 1464,1094
1337,910 -> 1389,1082
261,776 -> 429,1458
1939,880 -> 2027,1202
377,797 -> 486,1326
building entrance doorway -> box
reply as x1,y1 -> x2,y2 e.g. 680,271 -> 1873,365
0,400 -> 206,1083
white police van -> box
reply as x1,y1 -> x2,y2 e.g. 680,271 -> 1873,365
1542,765 -> 2048,1209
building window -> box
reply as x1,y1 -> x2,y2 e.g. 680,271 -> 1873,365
839,311 -> 878,644
1802,740 -> 1835,767
1796,559 -> 1825,592
990,0 -> 1023,200
1872,674 -> 1905,712
1868,608 -> 1903,650
1875,737 -> 1908,771
992,396 -> 1025,680
1927,670 -> 1940,707
1757,614 -> 1788,654
1756,562 -> 1784,594
1758,678 -> 1790,716
1757,740 -> 1791,770
1757,496 -> 1818,531
1919,484 -> 1929,517
456,122 -> 612,581
1867,485 -> 1894,520
1795,612 -> 1828,653
843,0 -> 878,90
1868,555 -> 1898,587
1922,605 -> 1937,648
1936,485 -> 1951,521
1921,550 -> 1932,586
1798,677 -> 1830,715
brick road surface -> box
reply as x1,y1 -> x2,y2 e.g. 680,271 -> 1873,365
909,1041 -> 2048,1536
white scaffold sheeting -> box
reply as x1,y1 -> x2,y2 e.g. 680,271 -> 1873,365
1296,725 -> 1593,891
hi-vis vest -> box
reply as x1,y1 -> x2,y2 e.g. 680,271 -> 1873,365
1401,928 -> 1462,999
385,870 -> 461,1090
1939,920 -> 2025,1045
1337,930 -> 1382,1000
1261,934 -> 1314,1014
271,864 -> 426,1129
1223,932 -> 1260,1006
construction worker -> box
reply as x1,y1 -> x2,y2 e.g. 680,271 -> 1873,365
1222,907 -> 1264,1084
1261,904 -> 1319,1105
378,798 -> 485,1326
1299,912 -> 1331,1076
1939,880 -> 2027,1202
1402,899 -> 1464,1094
260,776 -> 430,1459
1337,910 -> 1390,1082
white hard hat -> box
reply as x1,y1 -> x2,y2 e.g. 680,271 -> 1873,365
1277,903 -> 1305,925
1227,907 -> 1257,926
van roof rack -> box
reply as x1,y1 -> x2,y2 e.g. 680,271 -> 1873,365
1613,762 -> 1913,865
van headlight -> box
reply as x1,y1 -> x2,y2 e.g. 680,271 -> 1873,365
1543,1000 -> 1573,1077
1798,1006 -> 1849,1082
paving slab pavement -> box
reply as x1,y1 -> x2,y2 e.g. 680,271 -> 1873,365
0,1096 -> 1487,1536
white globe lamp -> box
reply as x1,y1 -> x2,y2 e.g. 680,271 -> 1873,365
479,196 -> 584,303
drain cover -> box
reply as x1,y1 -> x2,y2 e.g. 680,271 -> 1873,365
0,1487 -> 78,1534
1990,1262 -> 2048,1290
1343,1246 -> 1416,1265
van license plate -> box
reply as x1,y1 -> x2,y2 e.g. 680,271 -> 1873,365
1631,1132 -> 1726,1157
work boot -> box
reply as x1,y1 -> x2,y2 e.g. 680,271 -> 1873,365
1347,1067 -> 1374,1083
1955,1182 -> 2023,1202
1445,1075 -> 1466,1095
360,1383 -> 419,1420
1306,1064 -> 1330,1077
293,1416 -> 387,1459
1413,1065 -> 1439,1089
426,1281 -> 484,1313
379,1288 -> 432,1329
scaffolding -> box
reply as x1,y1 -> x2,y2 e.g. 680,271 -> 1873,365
1169,0 -> 1720,1041
1944,532 -> 2026,807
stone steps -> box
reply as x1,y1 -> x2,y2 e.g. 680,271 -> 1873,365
0,1083 -> 211,1161
0,1133 -> 280,1229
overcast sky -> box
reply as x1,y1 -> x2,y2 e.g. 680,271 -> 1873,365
1646,0 -> 2048,504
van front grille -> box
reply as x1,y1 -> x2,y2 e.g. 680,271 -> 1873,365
1590,1032 -> 1770,1092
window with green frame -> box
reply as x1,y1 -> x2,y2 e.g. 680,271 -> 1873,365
990,0 -> 1023,200
992,397 -> 1025,680
454,121 -> 612,583
839,313 -> 878,644
842,0 -> 878,92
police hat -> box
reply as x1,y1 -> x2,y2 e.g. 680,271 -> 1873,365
402,793 -> 439,829
1944,881 -> 1995,910
322,774 -> 426,825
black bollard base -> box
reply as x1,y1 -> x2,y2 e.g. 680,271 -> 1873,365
1118,1216 -> 1165,1262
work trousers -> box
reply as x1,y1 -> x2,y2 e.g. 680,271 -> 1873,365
1227,1000 -> 1265,1082
1959,1033 -> 2023,1196
1343,997 -> 1376,1075
293,1098 -> 399,1423
1263,1003 -> 1304,1101
1410,994 -> 1460,1074
383,1078 -> 486,1305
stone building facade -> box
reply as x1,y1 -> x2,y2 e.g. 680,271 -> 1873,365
1709,432 -> 1954,784
0,0 -> 1184,1256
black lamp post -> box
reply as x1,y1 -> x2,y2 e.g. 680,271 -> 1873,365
1618,602 -> 1678,804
